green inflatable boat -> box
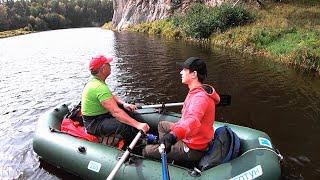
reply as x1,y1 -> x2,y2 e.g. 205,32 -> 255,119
33,103 -> 282,180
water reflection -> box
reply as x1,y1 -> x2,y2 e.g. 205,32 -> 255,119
0,28 -> 320,179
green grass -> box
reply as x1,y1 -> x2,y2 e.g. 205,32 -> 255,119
102,22 -> 113,30
130,19 -> 182,38
211,2 -> 320,71
0,28 -> 33,38
250,28 -> 319,56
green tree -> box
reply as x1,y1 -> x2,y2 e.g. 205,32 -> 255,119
30,3 -> 46,17
44,12 -> 67,29
0,4 -> 9,31
0,0 -> 114,32
34,16 -> 48,30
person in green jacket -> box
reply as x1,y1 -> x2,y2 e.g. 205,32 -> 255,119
81,55 -> 149,145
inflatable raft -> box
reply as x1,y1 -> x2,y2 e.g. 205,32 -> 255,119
33,103 -> 282,179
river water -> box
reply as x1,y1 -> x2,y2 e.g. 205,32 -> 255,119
0,27 -> 320,179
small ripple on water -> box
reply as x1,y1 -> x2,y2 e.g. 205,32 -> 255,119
281,155 -> 320,180
0,124 -> 39,179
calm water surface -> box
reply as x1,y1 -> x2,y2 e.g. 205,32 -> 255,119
1,28 -> 320,179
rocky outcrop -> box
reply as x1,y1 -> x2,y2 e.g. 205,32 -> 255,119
112,0 -> 232,31
112,0 -> 168,31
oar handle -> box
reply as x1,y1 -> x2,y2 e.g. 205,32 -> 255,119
218,94 -> 231,106
106,131 -> 143,180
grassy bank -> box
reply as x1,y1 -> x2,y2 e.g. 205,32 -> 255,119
0,29 -> 33,39
127,1 -> 320,73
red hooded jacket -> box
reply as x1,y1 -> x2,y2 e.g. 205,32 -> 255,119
171,84 -> 220,150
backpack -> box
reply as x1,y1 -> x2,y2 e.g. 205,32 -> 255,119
66,102 -> 84,126
198,125 -> 241,171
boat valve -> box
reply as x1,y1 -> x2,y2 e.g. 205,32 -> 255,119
78,146 -> 86,153
189,167 -> 202,177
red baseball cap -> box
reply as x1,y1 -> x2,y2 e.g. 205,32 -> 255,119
89,55 -> 113,71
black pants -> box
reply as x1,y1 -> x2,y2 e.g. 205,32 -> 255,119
142,121 -> 205,168
83,113 -> 138,147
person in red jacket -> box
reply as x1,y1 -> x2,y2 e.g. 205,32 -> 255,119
142,57 -> 220,166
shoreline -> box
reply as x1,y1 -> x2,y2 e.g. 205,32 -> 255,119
0,29 -> 33,39
3,1 -> 319,75
119,2 -> 320,75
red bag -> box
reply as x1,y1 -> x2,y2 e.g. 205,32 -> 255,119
61,118 -> 98,142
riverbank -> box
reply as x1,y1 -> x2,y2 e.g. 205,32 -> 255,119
0,29 -> 33,39
116,1 -> 320,74
212,2 -> 320,73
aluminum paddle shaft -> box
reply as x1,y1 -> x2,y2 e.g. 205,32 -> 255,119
138,102 -> 183,109
106,131 -> 143,180
137,94 -> 231,109
159,144 -> 170,180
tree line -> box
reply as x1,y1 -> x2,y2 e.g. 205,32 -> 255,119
0,0 -> 113,32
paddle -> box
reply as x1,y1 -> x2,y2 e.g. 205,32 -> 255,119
137,94 -> 231,109
106,131 -> 143,180
159,144 -> 170,180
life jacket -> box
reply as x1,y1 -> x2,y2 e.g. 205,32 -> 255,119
61,118 -> 98,142
60,102 -> 125,149
198,125 -> 241,171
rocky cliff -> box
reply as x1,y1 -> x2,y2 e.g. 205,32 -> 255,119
112,0 -> 235,31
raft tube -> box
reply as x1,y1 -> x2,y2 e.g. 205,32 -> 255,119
33,103 -> 282,179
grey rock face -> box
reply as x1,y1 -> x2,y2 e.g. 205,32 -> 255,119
112,0 -> 170,31
112,0 -> 241,31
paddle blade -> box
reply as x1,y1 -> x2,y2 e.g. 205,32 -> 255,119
217,94 -> 231,107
